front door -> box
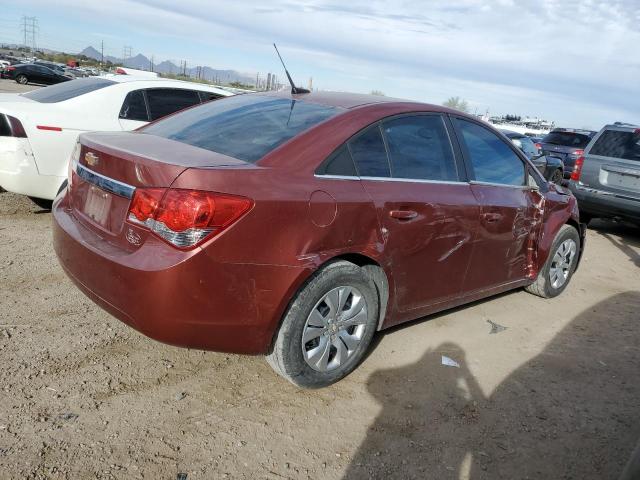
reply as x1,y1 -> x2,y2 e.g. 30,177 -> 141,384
451,117 -> 539,292
348,114 -> 479,318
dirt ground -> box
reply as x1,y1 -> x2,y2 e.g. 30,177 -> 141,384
0,191 -> 638,480
1,77 -> 639,479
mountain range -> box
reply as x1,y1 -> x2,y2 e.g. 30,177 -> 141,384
78,46 -> 255,85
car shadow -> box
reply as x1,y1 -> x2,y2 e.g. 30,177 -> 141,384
344,291 -> 640,480
589,219 -> 640,268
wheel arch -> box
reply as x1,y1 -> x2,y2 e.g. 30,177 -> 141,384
267,252 -> 392,353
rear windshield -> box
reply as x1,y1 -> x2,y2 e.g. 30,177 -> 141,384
142,95 -> 343,162
589,130 -> 640,161
542,131 -> 592,148
22,78 -> 116,103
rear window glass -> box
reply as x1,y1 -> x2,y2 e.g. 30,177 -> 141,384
589,130 -> 640,161
143,95 -> 342,163
22,78 -> 115,103
542,131 -> 591,148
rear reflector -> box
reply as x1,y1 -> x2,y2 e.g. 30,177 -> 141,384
36,125 -> 62,131
127,188 -> 252,249
570,156 -> 585,181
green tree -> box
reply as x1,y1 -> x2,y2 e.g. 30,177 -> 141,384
443,96 -> 469,113
370,90 -> 386,96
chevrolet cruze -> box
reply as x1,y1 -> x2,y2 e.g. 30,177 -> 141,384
53,91 -> 585,388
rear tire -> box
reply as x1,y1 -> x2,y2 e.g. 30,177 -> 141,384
266,261 -> 379,388
16,74 -> 28,85
526,224 -> 580,299
28,197 -> 53,210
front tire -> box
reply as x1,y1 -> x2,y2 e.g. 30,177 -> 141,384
15,74 -> 28,85
267,261 -> 379,388
525,224 -> 580,298
550,168 -> 563,184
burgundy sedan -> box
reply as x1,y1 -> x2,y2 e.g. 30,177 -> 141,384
53,91 -> 585,388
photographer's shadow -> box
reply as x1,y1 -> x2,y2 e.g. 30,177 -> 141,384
345,291 -> 640,480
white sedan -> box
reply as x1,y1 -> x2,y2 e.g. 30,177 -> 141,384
0,76 -> 233,206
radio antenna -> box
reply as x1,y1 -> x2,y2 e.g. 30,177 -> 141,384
273,43 -> 310,94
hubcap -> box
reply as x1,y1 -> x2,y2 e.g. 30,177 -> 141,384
549,238 -> 577,289
301,286 -> 368,373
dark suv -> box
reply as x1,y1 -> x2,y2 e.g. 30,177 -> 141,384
569,123 -> 640,224
540,128 -> 596,174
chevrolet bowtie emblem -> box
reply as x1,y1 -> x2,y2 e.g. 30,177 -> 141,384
85,152 -> 99,167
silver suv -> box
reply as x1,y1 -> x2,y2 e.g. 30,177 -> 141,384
570,123 -> 640,224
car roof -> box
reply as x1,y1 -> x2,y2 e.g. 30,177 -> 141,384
259,89 -> 431,109
550,127 -> 596,135
95,76 -> 234,95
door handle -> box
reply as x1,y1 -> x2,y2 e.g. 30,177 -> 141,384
389,210 -> 418,220
481,212 -> 502,223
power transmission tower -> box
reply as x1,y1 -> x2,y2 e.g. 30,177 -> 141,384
21,16 -> 38,51
100,40 -> 104,67
122,45 -> 132,66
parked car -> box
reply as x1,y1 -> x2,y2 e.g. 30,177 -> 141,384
539,128 -> 596,174
2,63 -> 71,86
53,92 -> 586,388
0,76 -> 232,208
500,129 -> 564,183
569,122 -> 640,224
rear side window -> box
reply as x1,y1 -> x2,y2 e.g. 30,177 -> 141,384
119,90 -> 149,121
542,131 -> 591,148
320,146 -> 357,176
589,130 -> 640,161
199,91 -> 223,103
143,95 -> 342,163
348,125 -> 391,177
22,78 -> 115,103
146,89 -> 202,121
455,119 -> 524,186
381,115 -> 457,181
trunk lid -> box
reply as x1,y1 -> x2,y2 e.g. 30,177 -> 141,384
580,127 -> 640,196
70,131 -> 248,244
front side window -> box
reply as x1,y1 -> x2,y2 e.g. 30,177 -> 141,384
511,136 -> 538,159
589,129 -> 640,161
146,88 -> 202,121
348,124 -> 390,177
119,90 -> 149,121
381,115 -> 458,181
455,119 -> 524,186
143,95 -> 342,163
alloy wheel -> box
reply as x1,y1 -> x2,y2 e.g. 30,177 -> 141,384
301,286 -> 368,372
549,238 -> 577,289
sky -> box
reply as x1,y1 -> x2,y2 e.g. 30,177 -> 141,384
1,0 -> 638,129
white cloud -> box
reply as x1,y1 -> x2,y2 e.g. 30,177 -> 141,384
18,0 -> 640,127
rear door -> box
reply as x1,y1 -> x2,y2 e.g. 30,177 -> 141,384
350,114 -> 479,317
452,117 -> 541,291
581,127 -> 640,196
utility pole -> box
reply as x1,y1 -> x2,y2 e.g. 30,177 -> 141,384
150,55 -> 154,72
20,16 -> 38,51
122,45 -> 132,66
100,40 -> 104,67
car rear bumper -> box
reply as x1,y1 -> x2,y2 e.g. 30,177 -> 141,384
570,183 -> 640,222
52,194 -> 310,354
0,137 -> 64,200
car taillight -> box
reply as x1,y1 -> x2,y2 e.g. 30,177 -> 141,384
0,114 -> 27,137
534,142 -> 542,150
127,188 -> 252,249
570,156 -> 585,181
6,66 -> 15,71
570,149 -> 584,157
